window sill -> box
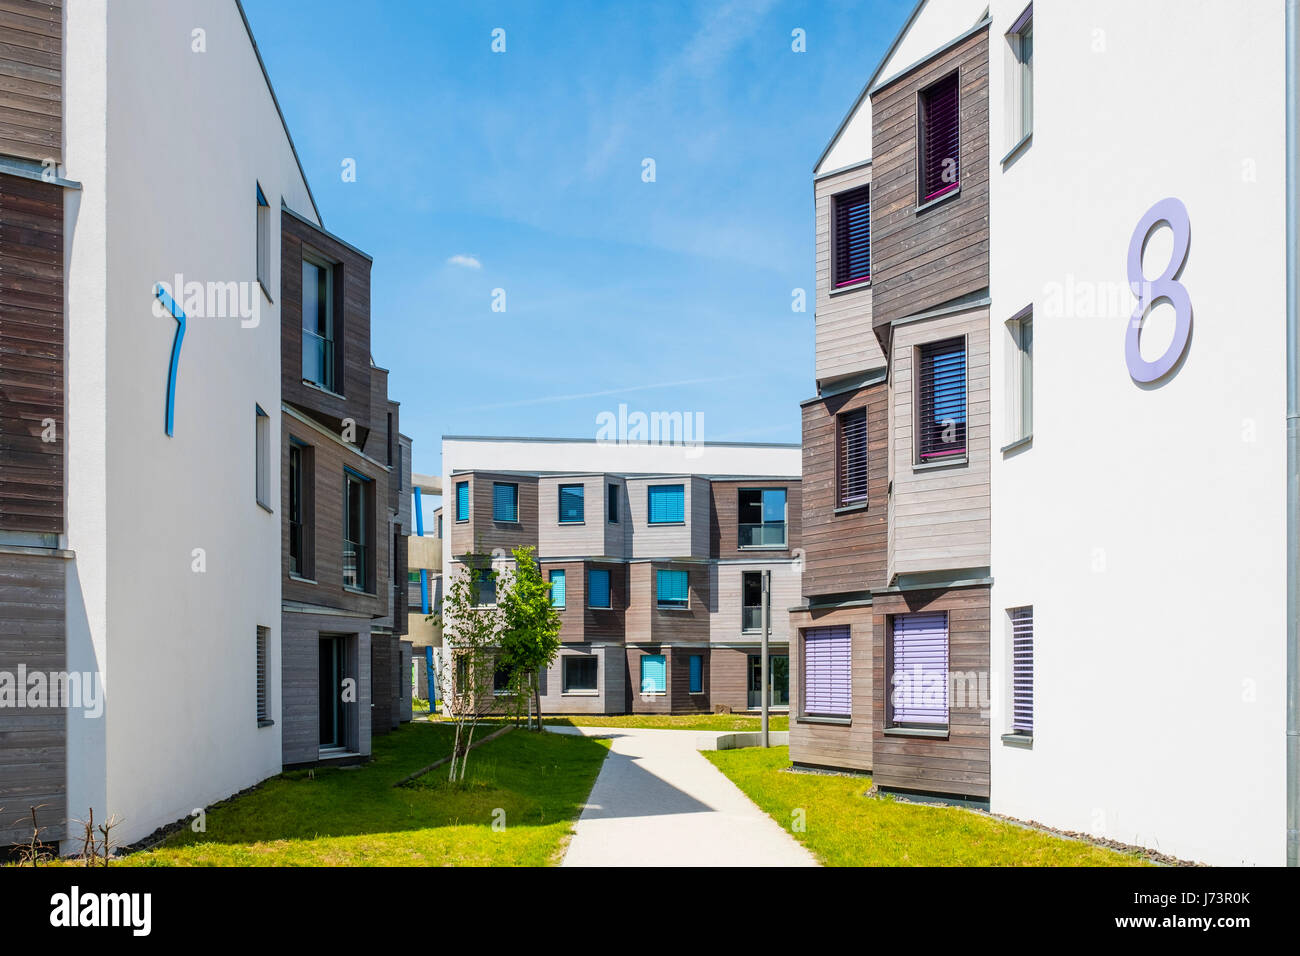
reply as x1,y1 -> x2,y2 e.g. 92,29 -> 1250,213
1000,434 -> 1033,456
562,690 -> 599,697
797,715 -> 851,725
913,457 -> 967,473
833,503 -> 869,515
455,519 -> 468,524
558,520 -> 585,526
647,521 -> 686,527
257,278 -> 274,304
256,500 -> 274,515
493,518 -> 520,525
883,726 -> 949,739
829,279 -> 871,296
738,544 -> 788,551
344,585 -> 376,597
589,606 -> 613,611
289,573 -> 317,585
1001,733 -> 1034,749
257,719 -> 275,728
915,187 -> 961,214
301,379 -> 345,401
1000,131 -> 1033,168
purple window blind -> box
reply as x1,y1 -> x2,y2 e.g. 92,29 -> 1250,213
917,338 -> 967,461
833,186 -> 871,286
891,612 -> 949,725
838,408 -> 868,506
1011,607 -> 1034,733
920,72 -> 960,201
803,626 -> 851,716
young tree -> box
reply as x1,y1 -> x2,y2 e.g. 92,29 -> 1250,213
433,549 -> 503,781
496,545 -> 563,731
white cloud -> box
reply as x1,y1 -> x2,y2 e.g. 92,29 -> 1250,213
446,254 -> 482,269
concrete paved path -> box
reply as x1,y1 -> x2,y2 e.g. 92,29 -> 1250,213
556,726 -> 818,867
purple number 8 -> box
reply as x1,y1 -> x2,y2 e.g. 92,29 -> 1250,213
1125,197 -> 1192,383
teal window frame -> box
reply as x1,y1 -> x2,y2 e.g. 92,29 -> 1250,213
455,481 -> 469,522
689,654 -> 703,694
640,654 -> 667,695
647,483 -> 685,524
656,568 -> 689,609
549,569 -> 566,608
587,568 -> 612,609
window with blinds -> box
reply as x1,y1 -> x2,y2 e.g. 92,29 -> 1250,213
455,481 -> 469,521
689,655 -> 703,694
916,338 -> 967,463
837,408 -> 868,506
255,626 -> 270,724
919,72 -> 961,202
640,654 -> 667,695
1010,606 -> 1034,734
647,483 -> 685,523
558,483 -> 585,523
607,483 -> 620,523
588,568 -> 611,609
890,612 -> 949,727
656,568 -> 689,609
549,569 -> 566,608
492,482 -> 518,522
802,626 -> 851,717
832,185 -> 871,287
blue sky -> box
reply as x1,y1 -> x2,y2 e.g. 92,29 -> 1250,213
243,0 -> 912,492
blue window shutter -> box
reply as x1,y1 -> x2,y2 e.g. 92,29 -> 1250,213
641,654 -> 667,694
656,569 -> 688,607
549,570 -> 566,608
588,569 -> 611,608
648,484 -> 685,523
559,484 -> 585,523
456,481 -> 469,521
689,655 -> 703,693
492,482 -> 517,521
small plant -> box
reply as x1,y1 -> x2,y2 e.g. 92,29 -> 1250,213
17,805 -> 51,866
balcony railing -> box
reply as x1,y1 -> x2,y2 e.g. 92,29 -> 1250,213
738,521 -> 786,548
302,330 -> 336,391
742,605 -> 763,633
343,542 -> 367,591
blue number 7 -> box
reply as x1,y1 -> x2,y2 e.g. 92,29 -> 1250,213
154,284 -> 187,437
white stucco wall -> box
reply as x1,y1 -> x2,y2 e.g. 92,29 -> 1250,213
64,0 -> 319,847
986,0 -> 1288,865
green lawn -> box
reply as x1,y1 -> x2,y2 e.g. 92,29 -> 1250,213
429,713 -> 790,732
117,722 -> 608,866
704,746 -> 1151,867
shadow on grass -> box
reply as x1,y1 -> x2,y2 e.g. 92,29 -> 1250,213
127,723 -> 609,864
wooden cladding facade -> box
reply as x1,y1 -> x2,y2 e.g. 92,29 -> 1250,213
872,586 -> 990,799
0,0 -> 61,165
788,605 -> 873,772
799,382 -> 888,597
869,25 -> 990,329
280,210 -> 375,438
0,171 -> 62,535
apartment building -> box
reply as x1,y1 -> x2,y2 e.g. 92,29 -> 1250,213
441,437 -> 801,715
0,0 -> 410,848
795,0 -> 1299,866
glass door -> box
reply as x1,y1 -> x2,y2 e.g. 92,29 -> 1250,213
748,654 -> 790,709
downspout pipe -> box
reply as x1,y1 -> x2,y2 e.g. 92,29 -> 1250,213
1286,0 -> 1298,869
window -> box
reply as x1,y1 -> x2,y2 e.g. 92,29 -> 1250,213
256,626 -> 271,725
607,484 -> 619,523
802,626 -> 850,717
738,487 -> 786,547
455,481 -> 469,521
640,654 -> 666,695
1006,309 -> 1033,444
255,405 -> 270,508
832,185 -> 871,287
288,442 -> 310,576
386,412 -> 393,465
656,568 -> 689,609
493,662 -> 511,694
647,483 -> 685,524
492,482 -> 518,522
564,656 -> 598,693
741,571 -> 763,633
474,567 -> 496,606
301,257 -> 335,391
1010,606 -> 1034,735
437,514 -> 443,538
587,568 -> 611,609
397,443 -> 403,491
1007,5 -> 1034,147
688,654 -> 703,694
558,483 -> 584,523
837,408 -> 868,506
919,72 -> 960,203
890,613 -> 949,728
549,569 -> 566,608
255,183 -> 271,294
916,337 -> 967,463
343,470 -> 370,591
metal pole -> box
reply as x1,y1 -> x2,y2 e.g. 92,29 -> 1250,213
1286,0 -> 1299,869
761,569 -> 771,747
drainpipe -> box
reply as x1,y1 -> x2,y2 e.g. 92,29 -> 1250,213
1286,0 -> 1298,869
